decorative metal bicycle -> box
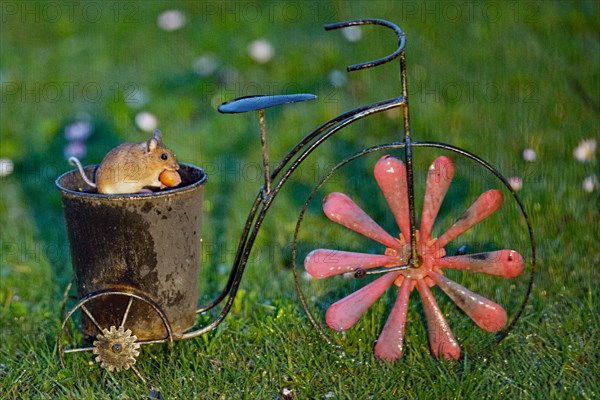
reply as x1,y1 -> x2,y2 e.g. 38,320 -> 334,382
56,19 -> 535,379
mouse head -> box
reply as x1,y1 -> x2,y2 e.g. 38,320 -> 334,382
147,129 -> 179,172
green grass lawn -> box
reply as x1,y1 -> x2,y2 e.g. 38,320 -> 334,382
1,1 -> 599,398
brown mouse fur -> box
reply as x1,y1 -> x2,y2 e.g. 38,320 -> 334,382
69,130 -> 180,194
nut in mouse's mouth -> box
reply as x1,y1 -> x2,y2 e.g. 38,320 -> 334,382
159,169 -> 182,187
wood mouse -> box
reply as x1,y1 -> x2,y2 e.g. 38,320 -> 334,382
69,130 -> 182,194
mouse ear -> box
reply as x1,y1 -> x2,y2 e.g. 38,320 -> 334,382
147,130 -> 163,152
147,137 -> 158,152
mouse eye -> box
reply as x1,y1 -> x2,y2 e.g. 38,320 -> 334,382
161,153 -> 168,160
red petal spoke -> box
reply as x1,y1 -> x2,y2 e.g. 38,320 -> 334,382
325,272 -> 400,331
374,276 -> 412,362
420,156 -> 454,242
323,192 -> 400,249
373,156 -> 410,239
435,250 -> 524,278
437,189 -> 503,248
304,249 -> 399,278
428,271 -> 507,332
416,280 -> 460,360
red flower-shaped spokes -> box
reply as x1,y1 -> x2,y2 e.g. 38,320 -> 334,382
304,155 -> 525,361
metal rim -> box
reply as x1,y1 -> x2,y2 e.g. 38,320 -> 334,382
55,162 -> 208,200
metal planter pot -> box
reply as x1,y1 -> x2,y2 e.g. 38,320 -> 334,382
56,163 -> 207,341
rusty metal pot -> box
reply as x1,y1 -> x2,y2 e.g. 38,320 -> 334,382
56,163 -> 207,341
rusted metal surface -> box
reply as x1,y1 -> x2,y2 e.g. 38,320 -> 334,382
56,163 -> 207,340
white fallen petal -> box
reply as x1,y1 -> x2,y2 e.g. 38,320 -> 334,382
582,175 -> 598,193
522,148 -> 536,162
328,69 -> 347,87
508,176 -> 522,191
0,158 -> 14,177
157,10 -> 186,32
192,53 -> 220,76
342,26 -> 362,42
64,141 -> 86,160
573,139 -> 596,162
64,120 -> 93,141
135,111 -> 158,132
248,39 -> 274,63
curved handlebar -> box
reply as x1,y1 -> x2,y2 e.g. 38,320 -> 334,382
324,18 -> 406,72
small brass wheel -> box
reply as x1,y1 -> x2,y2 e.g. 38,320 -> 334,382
93,325 -> 140,372
58,289 -> 173,379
